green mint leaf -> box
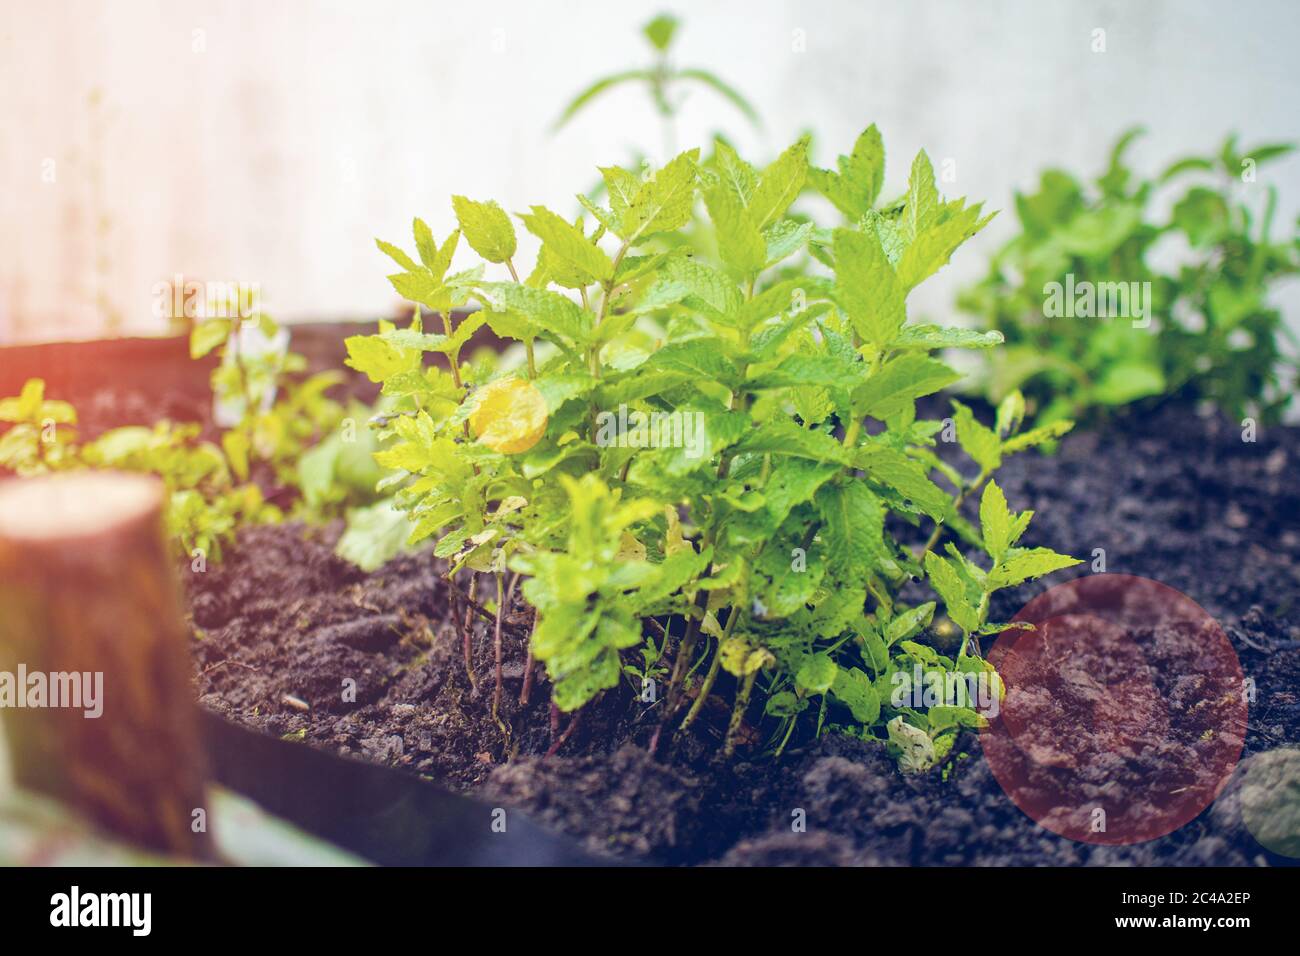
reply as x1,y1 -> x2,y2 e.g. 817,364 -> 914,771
725,457 -> 839,546
748,351 -> 862,392
1000,418 -> 1074,454
413,218 -> 439,269
885,601 -> 937,644
621,149 -> 700,243
831,666 -> 880,723
662,255 -> 743,322
856,444 -> 952,520
950,400 -> 1002,472
642,13 -> 678,50
519,205 -> 613,285
711,137 -> 757,205
705,183 -> 766,277
994,390 -> 1026,437
979,479 -> 1013,563
987,547 -> 1083,589
904,150 -> 939,241
189,319 -> 230,360
451,196 -> 517,263
640,339 -> 742,388
748,136 -> 809,230
833,227 -> 906,348
415,221 -> 459,280
576,193 -> 620,236
763,219 -> 813,268
896,200 -> 994,290
928,705 -> 985,732
471,281 -> 591,346
854,354 -> 960,422
388,271 -> 451,311
894,325 -> 1004,351
736,276 -> 831,333
736,419 -> 849,464
344,332 -> 421,383
483,309 -> 539,344
808,124 -> 885,219
924,551 -> 981,634
754,544 -> 825,618
375,238 -> 420,273
552,70 -> 653,132
599,165 -> 641,224
815,480 -> 886,580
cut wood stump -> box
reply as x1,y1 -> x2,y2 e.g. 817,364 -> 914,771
0,472 -> 212,859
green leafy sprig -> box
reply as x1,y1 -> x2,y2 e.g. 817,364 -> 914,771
552,13 -> 760,160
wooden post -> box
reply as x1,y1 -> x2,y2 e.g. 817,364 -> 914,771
0,472 -> 212,858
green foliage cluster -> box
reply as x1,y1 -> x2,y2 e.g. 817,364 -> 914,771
345,124 -> 1081,762
80,419 -> 280,560
960,130 -> 1300,427
189,310 -> 383,516
0,377 -> 278,560
0,379 -> 78,474
0,313 -> 381,561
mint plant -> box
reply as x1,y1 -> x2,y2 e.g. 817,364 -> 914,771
191,304 -> 399,534
0,379 -> 78,475
190,307 -> 360,505
960,129 -> 1299,427
552,12 -> 759,159
346,124 -> 1081,764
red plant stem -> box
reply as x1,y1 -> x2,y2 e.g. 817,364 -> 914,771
462,572 -> 478,691
519,647 -> 536,707
519,614 -> 537,707
647,722 -> 665,756
545,709 -> 581,758
664,591 -> 707,713
492,573 -> 504,721
445,569 -> 464,676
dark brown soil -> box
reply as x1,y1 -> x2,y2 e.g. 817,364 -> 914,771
188,403 -> 1300,866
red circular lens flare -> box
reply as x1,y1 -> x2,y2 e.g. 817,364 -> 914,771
980,574 -> 1246,845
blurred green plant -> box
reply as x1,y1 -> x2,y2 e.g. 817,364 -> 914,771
553,13 -> 760,161
0,379 -> 78,474
0,314 -> 387,561
190,306 -> 389,523
80,419 -> 280,561
0,378 -> 279,561
960,129 -> 1300,427
191,310 -> 333,491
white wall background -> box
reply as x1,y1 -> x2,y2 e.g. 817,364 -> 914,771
2,0 -> 1298,343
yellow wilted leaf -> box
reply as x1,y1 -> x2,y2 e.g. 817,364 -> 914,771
719,637 -> 773,677
616,531 -> 647,561
664,505 -> 693,556
469,377 -> 548,454
494,495 -> 528,516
